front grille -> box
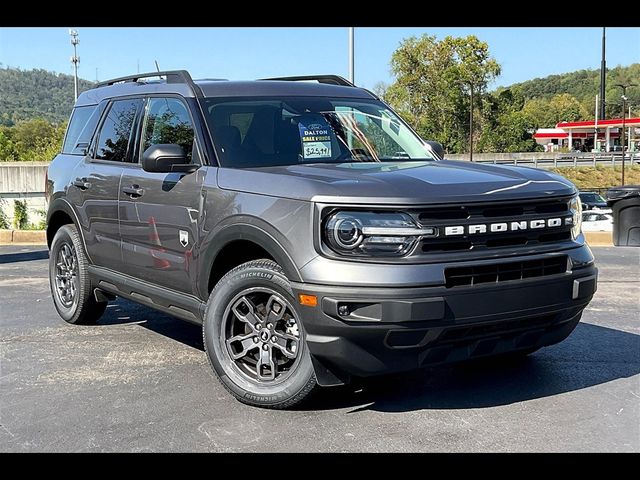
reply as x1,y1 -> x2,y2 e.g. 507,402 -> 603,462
444,255 -> 567,288
414,197 -> 573,255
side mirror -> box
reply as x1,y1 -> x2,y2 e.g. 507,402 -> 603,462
425,141 -> 445,159
141,144 -> 198,174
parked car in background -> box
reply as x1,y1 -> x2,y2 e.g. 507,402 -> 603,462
579,191 -> 608,211
582,211 -> 613,232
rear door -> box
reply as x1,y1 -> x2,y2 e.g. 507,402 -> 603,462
118,95 -> 207,294
69,98 -> 143,270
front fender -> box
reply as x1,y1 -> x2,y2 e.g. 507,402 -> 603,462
197,217 -> 304,300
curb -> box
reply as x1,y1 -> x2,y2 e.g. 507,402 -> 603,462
584,231 -> 613,247
0,229 -> 47,245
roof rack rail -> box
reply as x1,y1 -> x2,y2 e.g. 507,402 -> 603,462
259,75 -> 355,87
94,70 -> 203,97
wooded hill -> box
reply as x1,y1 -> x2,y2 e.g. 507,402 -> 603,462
0,67 -> 94,126
0,63 -> 637,126
507,63 -> 640,118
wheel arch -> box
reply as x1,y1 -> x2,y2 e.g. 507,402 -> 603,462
199,222 -> 303,299
46,198 -> 84,250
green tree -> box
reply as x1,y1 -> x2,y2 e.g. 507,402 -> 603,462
477,87 -> 540,153
522,93 -> 589,128
385,34 -> 501,153
0,119 -> 66,162
0,127 -> 18,161
510,63 -> 639,119
0,67 -> 94,125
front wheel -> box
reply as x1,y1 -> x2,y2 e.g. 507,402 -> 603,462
203,259 -> 317,409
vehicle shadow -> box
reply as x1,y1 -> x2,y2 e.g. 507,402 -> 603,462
0,250 -> 49,264
303,322 -> 640,412
97,297 -> 640,412
98,297 -> 203,349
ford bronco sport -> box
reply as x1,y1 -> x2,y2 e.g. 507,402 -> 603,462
46,70 -> 597,408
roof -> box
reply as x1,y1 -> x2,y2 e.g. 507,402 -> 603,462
556,117 -> 640,129
75,77 -> 375,107
533,128 -> 568,139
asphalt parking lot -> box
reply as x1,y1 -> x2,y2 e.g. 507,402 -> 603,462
0,245 -> 638,452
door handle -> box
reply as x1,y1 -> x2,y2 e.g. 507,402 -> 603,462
122,185 -> 145,197
72,179 -> 91,190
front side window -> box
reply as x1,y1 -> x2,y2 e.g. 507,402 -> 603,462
202,97 -> 435,168
94,99 -> 141,162
142,97 -> 195,162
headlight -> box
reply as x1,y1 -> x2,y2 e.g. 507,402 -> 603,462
324,211 -> 435,257
569,194 -> 582,239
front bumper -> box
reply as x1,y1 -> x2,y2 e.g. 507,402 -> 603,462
292,259 -> 597,385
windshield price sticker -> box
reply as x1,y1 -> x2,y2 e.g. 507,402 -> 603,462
299,120 -> 333,159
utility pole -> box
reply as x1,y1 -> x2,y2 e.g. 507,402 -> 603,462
469,84 -> 474,162
615,83 -> 638,185
459,80 -> 475,161
69,29 -> 80,101
594,94 -> 599,151
348,27 -> 355,85
599,27 -> 606,120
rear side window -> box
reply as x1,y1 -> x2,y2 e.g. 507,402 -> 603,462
94,99 -> 142,162
62,105 -> 96,154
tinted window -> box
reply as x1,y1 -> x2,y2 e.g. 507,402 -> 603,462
580,193 -> 605,203
203,97 -> 435,168
94,99 -> 141,162
62,105 -> 96,154
142,97 -> 195,162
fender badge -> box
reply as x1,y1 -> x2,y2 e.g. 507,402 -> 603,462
179,230 -> 189,248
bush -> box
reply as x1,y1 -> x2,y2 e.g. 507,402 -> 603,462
13,200 -> 28,229
0,199 -> 9,229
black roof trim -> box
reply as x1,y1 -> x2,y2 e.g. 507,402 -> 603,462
259,75 -> 354,87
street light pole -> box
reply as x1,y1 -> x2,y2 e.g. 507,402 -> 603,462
599,27 -> 606,121
615,83 -> 638,186
69,29 -> 80,102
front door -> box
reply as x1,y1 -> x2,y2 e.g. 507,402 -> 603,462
69,98 -> 142,270
119,96 -> 207,294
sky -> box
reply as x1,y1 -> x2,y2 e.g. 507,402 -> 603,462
0,27 -> 638,90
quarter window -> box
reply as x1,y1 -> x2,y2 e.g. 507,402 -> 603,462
62,105 -> 96,155
142,97 -> 195,162
94,99 -> 141,162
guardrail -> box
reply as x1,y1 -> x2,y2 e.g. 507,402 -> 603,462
445,152 -> 640,169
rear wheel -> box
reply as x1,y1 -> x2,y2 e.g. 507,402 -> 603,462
49,224 -> 107,325
203,259 -> 317,409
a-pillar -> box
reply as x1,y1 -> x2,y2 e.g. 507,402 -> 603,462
605,127 -> 611,152
568,130 -> 573,150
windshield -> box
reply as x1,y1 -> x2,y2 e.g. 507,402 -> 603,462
202,97 -> 436,168
580,193 -> 606,203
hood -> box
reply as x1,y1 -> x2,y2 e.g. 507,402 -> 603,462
217,160 -> 577,204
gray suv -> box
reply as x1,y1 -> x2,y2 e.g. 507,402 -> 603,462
46,70 -> 598,408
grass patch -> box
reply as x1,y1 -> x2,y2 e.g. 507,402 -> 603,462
550,165 -> 640,189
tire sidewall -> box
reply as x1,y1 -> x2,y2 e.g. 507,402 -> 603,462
49,224 -> 103,324
203,262 -> 314,406
49,225 -> 81,322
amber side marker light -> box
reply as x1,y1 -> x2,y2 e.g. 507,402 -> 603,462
298,294 -> 318,307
